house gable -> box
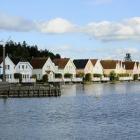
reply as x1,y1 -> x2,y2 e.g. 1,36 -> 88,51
64,59 -> 76,74
84,60 -> 94,74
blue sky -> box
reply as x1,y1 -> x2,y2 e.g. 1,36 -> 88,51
0,0 -> 140,60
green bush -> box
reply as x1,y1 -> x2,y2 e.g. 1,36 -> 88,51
14,73 -> 22,83
93,74 -> 102,78
76,73 -> 84,78
31,74 -> 37,79
103,74 -> 109,77
84,73 -> 92,82
133,74 -> 138,81
118,73 -> 130,77
109,71 -> 118,81
64,73 -> 73,78
42,74 -> 48,82
55,73 -> 62,78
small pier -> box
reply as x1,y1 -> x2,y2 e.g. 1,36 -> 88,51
0,82 -> 61,98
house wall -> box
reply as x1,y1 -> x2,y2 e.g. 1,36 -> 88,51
93,60 -> 103,75
133,63 -> 139,74
42,58 -> 57,81
1,56 -> 15,82
84,60 -> 94,74
137,64 -> 140,74
32,58 -> 57,81
103,62 -> 126,76
15,62 -> 33,82
64,60 -> 76,78
32,69 -> 42,80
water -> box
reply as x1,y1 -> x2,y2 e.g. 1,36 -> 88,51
0,82 -> 140,140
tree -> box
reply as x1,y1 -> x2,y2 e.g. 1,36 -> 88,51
14,73 -> 22,83
42,74 -> 48,82
109,71 -> 118,81
84,73 -> 92,82
124,53 -> 132,61
55,73 -> 62,78
133,74 -> 138,81
64,73 -> 73,78
76,73 -> 84,78
0,40 -> 61,59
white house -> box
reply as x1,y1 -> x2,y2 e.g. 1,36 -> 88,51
73,59 -> 94,75
100,60 -> 125,76
0,56 -> 16,83
123,61 -> 139,75
31,57 -> 57,81
90,59 -> 103,81
15,59 -> 33,83
53,58 -> 76,82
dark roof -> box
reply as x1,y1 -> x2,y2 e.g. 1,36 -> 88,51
100,60 -> 119,69
10,57 -> 28,65
53,58 -> 69,69
90,59 -> 98,66
30,57 -> 48,69
123,61 -> 135,70
73,59 -> 89,69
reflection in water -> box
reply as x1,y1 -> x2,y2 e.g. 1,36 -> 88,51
1,82 -> 140,140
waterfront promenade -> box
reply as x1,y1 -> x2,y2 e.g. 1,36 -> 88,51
0,82 -> 61,98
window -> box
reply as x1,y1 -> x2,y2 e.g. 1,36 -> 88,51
47,66 -> 50,69
22,65 -> 24,69
6,65 -> 10,70
26,65 -> 28,69
19,65 -> 20,69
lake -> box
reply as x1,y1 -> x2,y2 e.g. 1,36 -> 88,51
0,82 -> 140,140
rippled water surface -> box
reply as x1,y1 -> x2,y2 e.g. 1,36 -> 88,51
1,82 -> 140,140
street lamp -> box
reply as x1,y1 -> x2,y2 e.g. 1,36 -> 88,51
0,37 -> 11,82
0,40 -> 6,82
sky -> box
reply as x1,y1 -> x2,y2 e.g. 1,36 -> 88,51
0,0 -> 140,60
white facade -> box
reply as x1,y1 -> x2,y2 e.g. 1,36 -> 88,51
32,57 -> 57,81
84,60 -> 94,74
63,59 -> 76,78
93,60 -> 103,75
54,59 -> 76,82
1,56 -> 16,82
15,61 -> 33,83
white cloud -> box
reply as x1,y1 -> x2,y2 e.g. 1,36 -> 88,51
1,12 -> 140,42
37,18 -> 77,34
83,17 -> 140,41
0,13 -> 35,32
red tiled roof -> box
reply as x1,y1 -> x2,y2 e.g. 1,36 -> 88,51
90,59 -> 98,66
123,61 -> 135,70
30,57 -> 48,69
100,60 -> 119,69
53,58 -> 69,69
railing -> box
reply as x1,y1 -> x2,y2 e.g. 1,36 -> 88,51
101,77 -> 110,81
92,77 -> 101,82
119,77 -> 133,81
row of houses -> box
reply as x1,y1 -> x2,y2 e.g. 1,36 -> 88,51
0,56 -> 140,83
